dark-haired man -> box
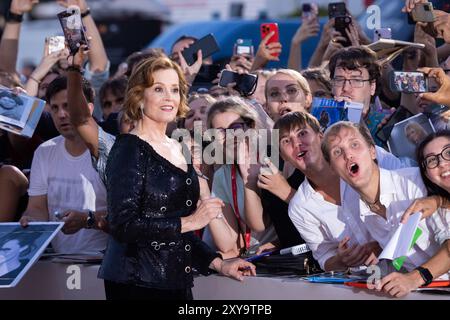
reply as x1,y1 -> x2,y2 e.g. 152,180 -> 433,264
328,46 -> 389,145
20,76 -> 108,254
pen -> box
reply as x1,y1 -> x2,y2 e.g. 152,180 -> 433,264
245,249 -> 278,262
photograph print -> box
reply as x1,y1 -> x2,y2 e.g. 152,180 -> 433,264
388,113 -> 436,163
0,86 -> 33,128
0,222 -> 63,288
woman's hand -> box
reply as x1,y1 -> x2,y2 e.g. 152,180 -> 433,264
211,257 -> 256,281
251,31 -> 282,70
322,30 -> 345,61
291,18 -> 320,46
401,196 -> 441,223
237,139 -> 261,187
178,49 -> 203,85
181,197 -> 225,232
257,158 -> 294,202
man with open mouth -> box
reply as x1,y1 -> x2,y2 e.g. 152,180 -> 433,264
322,121 -> 449,297
277,112 -> 407,272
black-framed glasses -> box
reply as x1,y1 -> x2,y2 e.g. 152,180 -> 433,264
423,146 -> 450,169
331,78 -> 372,88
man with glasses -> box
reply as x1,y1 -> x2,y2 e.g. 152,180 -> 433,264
328,47 -> 389,145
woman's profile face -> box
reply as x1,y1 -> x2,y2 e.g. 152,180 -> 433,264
142,68 -> 181,124
423,136 -> 450,193
265,73 -> 311,122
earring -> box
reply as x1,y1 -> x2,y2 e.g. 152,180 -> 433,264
139,103 -> 144,118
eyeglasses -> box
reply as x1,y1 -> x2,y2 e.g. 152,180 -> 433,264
423,146 -> 450,169
267,86 -> 303,101
331,78 -> 372,88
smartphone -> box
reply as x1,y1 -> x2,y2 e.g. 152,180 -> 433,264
328,2 -> 347,19
260,23 -> 279,57
218,70 -> 258,96
373,28 -> 392,42
302,3 -> 318,22
389,71 -> 433,93
411,2 -> 436,23
334,16 -> 352,47
47,36 -> 66,55
57,8 -> 89,55
375,106 -> 414,143
234,39 -> 254,56
181,34 -> 220,66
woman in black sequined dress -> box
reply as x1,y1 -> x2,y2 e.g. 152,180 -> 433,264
99,56 -> 255,300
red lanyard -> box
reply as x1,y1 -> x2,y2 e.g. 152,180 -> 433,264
231,164 -> 251,251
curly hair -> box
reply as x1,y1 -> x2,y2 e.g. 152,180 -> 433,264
124,56 -> 189,121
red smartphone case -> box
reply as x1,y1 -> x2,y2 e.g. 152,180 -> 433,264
260,23 -> 279,57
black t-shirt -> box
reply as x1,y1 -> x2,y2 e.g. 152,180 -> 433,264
261,158 -> 306,249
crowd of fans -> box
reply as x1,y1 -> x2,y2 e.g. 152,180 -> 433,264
1,0 -> 450,299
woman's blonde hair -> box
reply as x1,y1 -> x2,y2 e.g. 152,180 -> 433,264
187,92 -> 217,106
124,56 -> 189,121
206,96 -> 263,130
265,69 -> 312,101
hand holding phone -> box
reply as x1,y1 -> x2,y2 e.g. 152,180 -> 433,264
334,16 -> 352,47
181,34 -> 220,66
389,71 -> 437,94
218,70 -> 258,96
57,8 -> 89,55
302,3 -> 318,22
260,23 -> 280,58
234,39 -> 254,57
410,2 -> 436,23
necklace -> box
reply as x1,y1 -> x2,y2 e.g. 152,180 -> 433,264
362,197 -> 385,213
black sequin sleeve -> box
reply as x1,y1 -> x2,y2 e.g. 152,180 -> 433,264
106,136 -> 182,243
186,232 -> 222,275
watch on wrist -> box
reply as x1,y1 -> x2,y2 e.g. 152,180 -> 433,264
86,210 -> 96,229
6,11 -> 23,23
81,8 -> 91,18
415,266 -> 433,286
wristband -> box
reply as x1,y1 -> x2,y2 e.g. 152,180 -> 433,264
29,75 -> 41,84
81,8 -> 91,18
67,65 -> 83,74
6,11 -> 23,23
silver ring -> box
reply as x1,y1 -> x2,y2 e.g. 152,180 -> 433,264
216,213 -> 224,219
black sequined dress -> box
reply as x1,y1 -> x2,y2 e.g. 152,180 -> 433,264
99,134 -> 220,291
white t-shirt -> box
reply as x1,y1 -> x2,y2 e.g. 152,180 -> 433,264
28,136 -> 108,254
203,165 -> 278,252
341,168 -> 447,271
